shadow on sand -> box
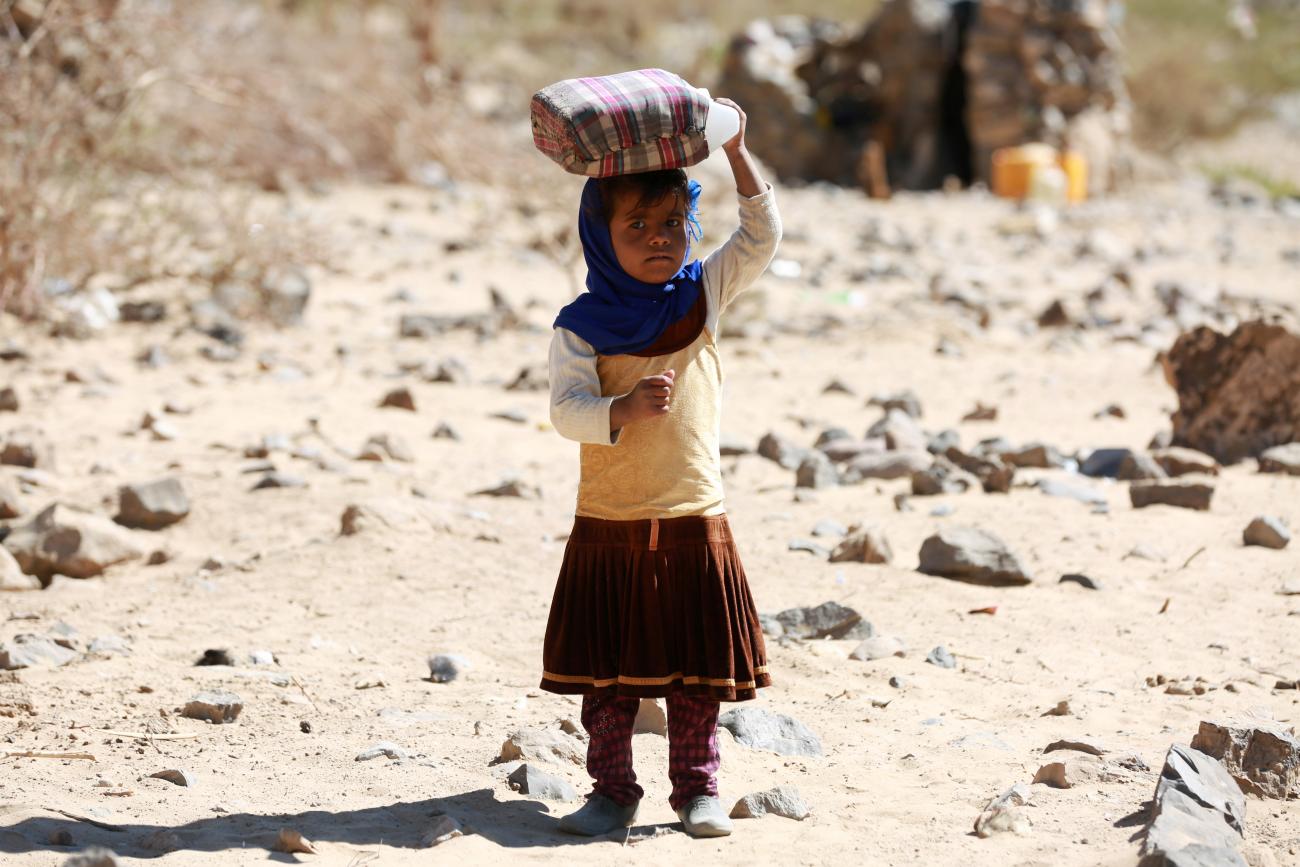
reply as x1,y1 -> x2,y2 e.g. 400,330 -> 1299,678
2,788 -> 680,859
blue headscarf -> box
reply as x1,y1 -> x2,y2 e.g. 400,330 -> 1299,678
552,177 -> 704,356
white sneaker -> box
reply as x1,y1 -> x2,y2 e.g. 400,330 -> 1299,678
676,795 -> 733,838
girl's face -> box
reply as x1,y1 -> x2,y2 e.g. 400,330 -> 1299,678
607,189 -> 687,284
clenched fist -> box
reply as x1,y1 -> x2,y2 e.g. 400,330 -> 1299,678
610,369 -> 675,432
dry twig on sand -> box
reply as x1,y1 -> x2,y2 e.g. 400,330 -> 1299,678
2,750 -> 96,761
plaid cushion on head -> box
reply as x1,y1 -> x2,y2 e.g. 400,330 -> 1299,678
531,68 -> 712,178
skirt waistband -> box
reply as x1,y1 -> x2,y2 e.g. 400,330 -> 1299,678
569,514 -> 733,549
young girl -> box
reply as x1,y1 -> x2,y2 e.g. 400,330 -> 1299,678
542,99 -> 781,839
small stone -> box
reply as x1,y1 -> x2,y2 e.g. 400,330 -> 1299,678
828,526 -> 892,564
0,547 -> 40,591
380,387 -> 417,411
274,828 -> 318,855
1153,447 -> 1220,477
182,691 -> 243,724
795,451 -> 838,489
0,635 -> 79,670
839,450 -> 931,483
633,698 -> 667,736
1130,482 -> 1214,511
507,763 -> 578,801
888,676 -> 905,688
1003,442 -> 1067,469
149,769 -> 196,787
427,653 -> 469,683
250,473 -> 306,491
1258,443 -> 1300,475
0,427 -> 55,469
0,476 -> 23,519
48,828 -> 74,846
0,387 -> 18,412
1125,544 -> 1166,562
717,707 -> 822,757
355,741 -> 408,762
1037,478 -> 1107,506
114,478 -> 190,530
1190,719 -> 1300,800
757,432 -> 810,470
491,409 -> 528,424
974,783 -> 1032,837
1033,754 -> 1103,788
867,409 -> 927,452
431,422 -> 461,441
358,433 -> 415,463
4,503 -> 143,582
87,635 -> 130,655
774,601 -> 865,640
1080,448 -> 1133,478
1094,403 -> 1125,419
926,645 -> 956,669
1042,700 -> 1071,717
498,727 -> 586,765
505,365 -> 548,392
867,389 -> 922,419
911,455 -> 980,496
472,478 -> 540,499
729,785 -> 810,821
62,848 -> 120,867
1117,453 -> 1167,481
1243,516 -> 1290,550
718,434 -> 752,456
917,526 -> 1032,585
1060,574 -> 1101,590
810,519 -> 847,537
787,538 -> 830,557
1044,737 -> 1108,756
961,402 -> 998,422
140,830 -> 182,853
420,815 -> 463,847
849,636 -> 906,661
249,650 -> 275,666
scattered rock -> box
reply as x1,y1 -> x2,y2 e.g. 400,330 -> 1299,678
196,649 -> 235,666
1164,321 -> 1300,464
1258,442 -> 1300,475
974,783 -> 1032,837
149,769 -> 196,787
506,763 -> 577,801
867,390 -> 922,419
1140,743 -> 1247,866
795,451 -> 838,489
1153,447 -> 1221,477
1094,403 -> 1125,419
1080,448 -> 1133,478
139,830 -> 182,854
718,707 -> 823,757
918,526 -> 1032,586
849,636 -> 905,661
633,698 -> 667,735
774,601 -> 866,640
961,402 -> 998,422
926,646 -> 956,669
1033,754 -> 1103,789
356,741 -> 409,762
1037,478 -> 1107,506
472,478 -> 541,499
4,504 -> 143,582
1060,574 -> 1101,590
250,473 -> 306,491
182,691 -> 243,725
0,547 -> 40,591
380,387 -> 417,411
88,635 -> 130,656
729,785 -> 810,821
757,432 -> 810,470
867,409 -> 927,452
1130,482 -> 1214,511
1003,442 -> 1067,469
944,447 -> 1015,493
498,727 -> 586,765
839,451 -> 930,483
114,479 -> 190,530
1,427 -> 55,469
1190,720 -> 1299,799
358,433 -> 415,463
420,815 -> 463,847
1243,516 -> 1290,550
1045,737 -> 1108,757
432,422 -> 461,442
0,387 -> 18,412
427,654 -> 469,683
810,518 -> 847,537
0,635 -> 79,670
505,365 -> 548,392
63,848 -> 120,867
274,827 -> 318,855
1118,452 -> 1168,481
0,476 -> 23,519
828,526 -> 892,564
911,455 -> 980,496
787,539 -> 831,557
719,434 -> 752,456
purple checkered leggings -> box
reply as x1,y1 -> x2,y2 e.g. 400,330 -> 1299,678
580,692 -> 720,810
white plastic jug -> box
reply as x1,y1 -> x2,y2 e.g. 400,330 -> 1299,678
698,89 -> 741,153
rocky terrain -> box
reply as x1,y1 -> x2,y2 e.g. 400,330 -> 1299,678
0,138 -> 1297,866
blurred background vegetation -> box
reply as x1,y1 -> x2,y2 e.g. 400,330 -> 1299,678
2,0 -> 1298,317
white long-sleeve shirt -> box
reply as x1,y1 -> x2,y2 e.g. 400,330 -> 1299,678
549,184 -> 782,445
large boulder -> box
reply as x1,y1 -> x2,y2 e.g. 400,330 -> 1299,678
4,503 -> 144,583
1163,322 -> 1300,464
1140,744 -> 1247,867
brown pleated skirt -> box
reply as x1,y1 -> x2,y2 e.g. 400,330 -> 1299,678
540,514 -> 771,702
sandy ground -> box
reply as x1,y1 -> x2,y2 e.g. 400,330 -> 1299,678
0,139 -> 1298,867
